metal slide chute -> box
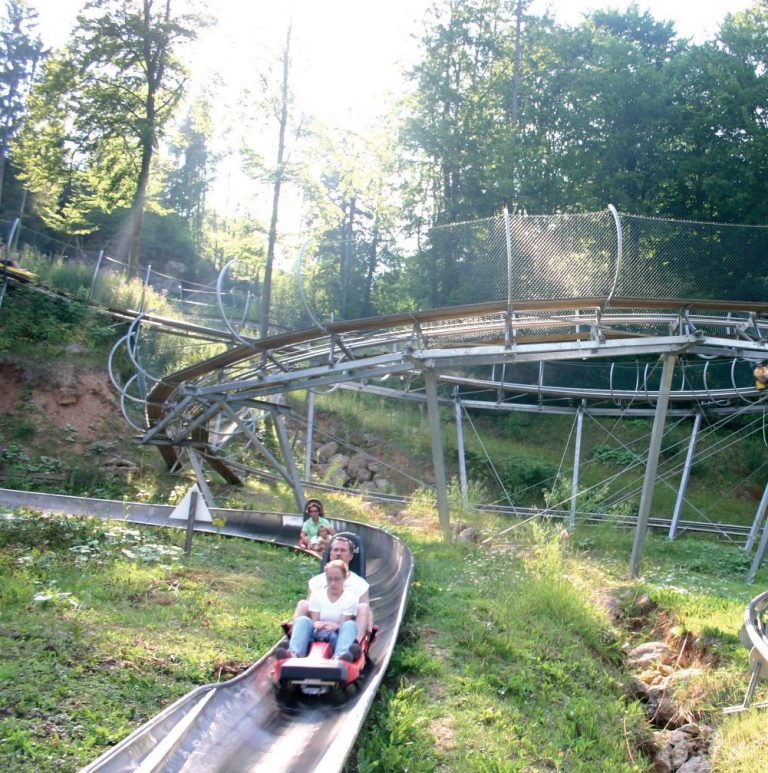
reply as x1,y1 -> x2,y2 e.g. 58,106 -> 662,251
0,489 -> 412,773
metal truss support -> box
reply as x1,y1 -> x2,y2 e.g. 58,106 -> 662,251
629,353 -> 677,579
454,388 -> 468,506
425,370 -> 451,539
745,480 -> 768,553
215,400 -> 302,509
569,402 -> 585,530
668,410 -> 702,540
186,447 -> 216,509
723,658 -> 768,714
304,390 -> 315,480
270,399 -> 306,512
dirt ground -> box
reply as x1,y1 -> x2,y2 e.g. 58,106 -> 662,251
0,360 -> 132,458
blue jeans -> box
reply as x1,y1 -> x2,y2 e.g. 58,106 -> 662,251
289,616 -> 357,657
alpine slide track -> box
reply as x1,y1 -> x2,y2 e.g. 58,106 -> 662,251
4,208 -> 768,769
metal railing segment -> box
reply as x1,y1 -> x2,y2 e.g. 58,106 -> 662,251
724,589 -> 768,714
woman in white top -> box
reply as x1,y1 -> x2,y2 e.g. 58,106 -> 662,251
278,560 -> 361,661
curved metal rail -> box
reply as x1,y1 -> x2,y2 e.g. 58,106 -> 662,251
122,296 -> 768,482
0,488 -> 412,772
725,589 -> 768,714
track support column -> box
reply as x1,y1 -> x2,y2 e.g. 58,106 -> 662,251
747,515 -> 768,583
629,353 -> 676,579
187,448 -> 216,509
304,390 -> 315,480
669,410 -> 702,540
569,402 -> 585,530
271,398 -> 306,513
454,388 -> 468,506
745,480 -> 768,553
425,370 -> 451,539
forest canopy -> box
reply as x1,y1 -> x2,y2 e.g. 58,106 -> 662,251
2,0 -> 768,325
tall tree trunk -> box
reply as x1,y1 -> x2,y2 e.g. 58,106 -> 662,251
511,0 -> 523,128
126,139 -> 153,274
125,0 -> 170,275
362,213 -> 379,317
260,25 -> 291,339
341,196 -> 357,318
0,150 -> 6,216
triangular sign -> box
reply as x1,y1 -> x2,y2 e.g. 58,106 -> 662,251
169,484 -> 213,523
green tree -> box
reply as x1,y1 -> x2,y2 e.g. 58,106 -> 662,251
0,0 -> 44,217
402,0 -> 517,305
550,7 -> 684,213
404,0 -> 514,226
296,122 -> 406,321
162,95 -> 215,240
238,25 -> 306,336
14,0 -> 204,268
713,1 -> 768,222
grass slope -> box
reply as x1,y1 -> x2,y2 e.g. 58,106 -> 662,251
3,502 -> 766,771
0,510 -> 317,770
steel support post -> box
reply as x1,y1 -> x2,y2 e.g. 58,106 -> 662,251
454,389 -> 468,506
88,249 -> 104,301
424,370 -> 451,539
186,447 -> 216,509
747,509 -> 768,583
569,402 -> 585,530
304,390 -> 315,480
669,410 -> 702,540
271,400 -> 306,513
139,264 -> 152,313
745,480 -> 768,553
629,353 -> 677,579
504,207 -> 513,311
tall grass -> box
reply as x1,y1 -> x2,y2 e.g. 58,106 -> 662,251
355,522 -> 647,771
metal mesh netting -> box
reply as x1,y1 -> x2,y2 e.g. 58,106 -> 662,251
422,210 -> 617,306
616,215 -> 768,301
418,216 -> 508,307
411,210 -> 768,308
507,211 -> 616,300
7,209 -> 768,339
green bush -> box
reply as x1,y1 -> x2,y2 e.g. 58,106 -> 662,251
465,448 -> 557,503
0,510 -> 104,551
591,444 -> 642,467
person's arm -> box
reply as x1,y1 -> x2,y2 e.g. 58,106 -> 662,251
309,593 -> 335,630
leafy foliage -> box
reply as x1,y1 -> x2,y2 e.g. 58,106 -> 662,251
591,444 -> 643,467
401,0 -> 768,240
13,0 -> 205,268
464,446 -> 557,503
0,283 -> 96,353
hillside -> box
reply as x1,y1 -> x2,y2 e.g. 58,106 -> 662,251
2,284 -> 768,771
1,280 -> 766,533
